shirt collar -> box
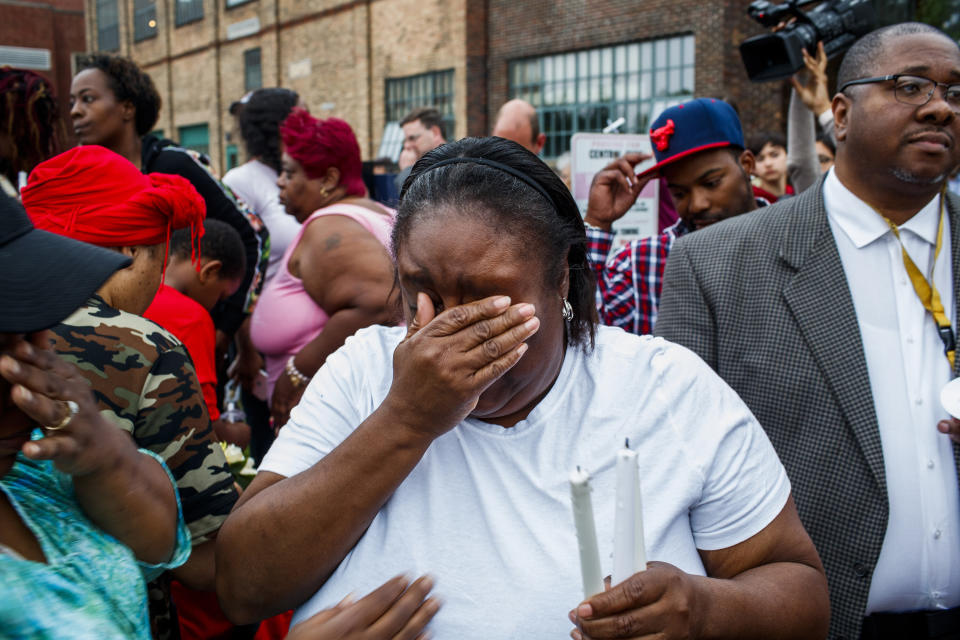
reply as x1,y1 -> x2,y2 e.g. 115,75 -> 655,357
823,168 -> 942,249
671,218 -> 691,236
672,197 -> 766,237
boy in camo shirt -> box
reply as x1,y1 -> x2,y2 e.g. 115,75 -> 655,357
22,146 -> 240,639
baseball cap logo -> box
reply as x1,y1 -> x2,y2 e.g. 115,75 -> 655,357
650,119 -> 675,151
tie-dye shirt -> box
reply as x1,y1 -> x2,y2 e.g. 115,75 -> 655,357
0,439 -> 190,639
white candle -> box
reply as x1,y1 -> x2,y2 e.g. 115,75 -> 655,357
612,439 -> 647,586
569,466 -> 604,598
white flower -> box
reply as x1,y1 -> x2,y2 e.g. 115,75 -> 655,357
239,457 -> 257,476
223,443 -> 245,465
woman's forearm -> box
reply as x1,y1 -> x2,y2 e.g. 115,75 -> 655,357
171,538 -> 217,591
216,403 -> 434,624
293,306 -> 394,377
73,430 -> 179,565
694,561 -> 829,639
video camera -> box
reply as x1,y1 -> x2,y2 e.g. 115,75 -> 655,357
739,0 -> 876,82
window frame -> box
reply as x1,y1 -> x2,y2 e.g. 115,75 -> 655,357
96,0 -> 120,52
177,123 -> 210,157
243,47 -> 262,92
175,0 -> 205,27
133,0 -> 158,42
508,34 -> 696,160
385,69 -> 455,134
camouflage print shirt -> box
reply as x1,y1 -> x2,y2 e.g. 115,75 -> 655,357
51,296 -> 239,639
51,295 -> 238,538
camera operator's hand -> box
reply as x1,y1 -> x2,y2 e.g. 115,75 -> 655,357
584,153 -> 653,231
790,41 -> 831,116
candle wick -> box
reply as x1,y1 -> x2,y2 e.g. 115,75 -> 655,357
577,465 -> 581,473
625,437 -> 630,449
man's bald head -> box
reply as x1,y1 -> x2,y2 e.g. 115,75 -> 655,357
492,99 -> 546,155
837,22 -> 958,89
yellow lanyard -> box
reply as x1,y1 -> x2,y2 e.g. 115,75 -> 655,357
875,191 -> 955,370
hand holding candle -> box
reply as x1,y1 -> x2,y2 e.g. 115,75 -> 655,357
612,438 -> 647,586
569,466 -> 604,598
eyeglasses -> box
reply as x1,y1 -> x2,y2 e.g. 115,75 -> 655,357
838,74 -> 960,113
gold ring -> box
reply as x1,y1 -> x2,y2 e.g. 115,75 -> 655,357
44,400 -> 78,431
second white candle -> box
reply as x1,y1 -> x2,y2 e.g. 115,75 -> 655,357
612,439 -> 647,586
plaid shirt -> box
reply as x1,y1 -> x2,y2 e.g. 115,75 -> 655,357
586,219 -> 692,335
586,199 -> 769,335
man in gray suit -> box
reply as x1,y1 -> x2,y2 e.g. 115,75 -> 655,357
656,23 -> 960,640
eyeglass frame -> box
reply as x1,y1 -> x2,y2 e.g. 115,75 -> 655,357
837,74 -> 960,111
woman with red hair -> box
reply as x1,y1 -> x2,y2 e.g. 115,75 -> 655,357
251,109 -> 400,428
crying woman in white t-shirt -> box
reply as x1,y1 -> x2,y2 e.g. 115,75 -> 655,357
216,137 -> 829,640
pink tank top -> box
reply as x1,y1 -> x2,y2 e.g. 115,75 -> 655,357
250,203 -> 396,398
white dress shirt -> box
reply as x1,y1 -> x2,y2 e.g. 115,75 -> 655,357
824,169 -> 960,612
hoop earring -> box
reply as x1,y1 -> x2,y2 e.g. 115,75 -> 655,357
561,297 -> 573,321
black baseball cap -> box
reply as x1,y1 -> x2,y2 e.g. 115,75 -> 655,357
0,192 -> 130,332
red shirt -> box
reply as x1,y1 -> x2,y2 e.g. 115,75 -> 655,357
144,284 -> 220,421
752,183 -> 794,203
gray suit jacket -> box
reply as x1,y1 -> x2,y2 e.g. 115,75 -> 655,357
655,178 -> 960,640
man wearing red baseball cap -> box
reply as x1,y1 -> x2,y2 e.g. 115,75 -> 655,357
585,97 -> 763,335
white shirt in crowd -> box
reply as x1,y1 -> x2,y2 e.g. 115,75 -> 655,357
824,168 -> 960,612
261,325 -> 791,638
223,159 -> 301,283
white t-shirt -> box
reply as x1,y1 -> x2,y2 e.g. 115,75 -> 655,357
261,325 -> 791,637
223,159 -> 301,283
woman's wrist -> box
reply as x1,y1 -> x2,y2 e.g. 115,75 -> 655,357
375,394 -> 445,450
285,355 -> 312,388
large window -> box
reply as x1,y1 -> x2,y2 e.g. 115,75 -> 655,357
244,48 -> 262,92
178,124 -> 209,157
0,46 -> 51,70
134,0 -> 158,42
509,35 -> 695,159
385,69 -> 455,136
96,0 -> 119,52
176,0 -> 204,26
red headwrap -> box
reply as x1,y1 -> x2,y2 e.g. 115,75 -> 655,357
21,145 -> 205,271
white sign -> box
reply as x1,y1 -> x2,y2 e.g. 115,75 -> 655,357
226,17 -> 260,40
571,133 -> 658,248
289,58 -> 311,79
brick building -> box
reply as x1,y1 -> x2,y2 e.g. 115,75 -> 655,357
485,0 -> 786,158
81,0 -> 941,173
1,0 -> 86,136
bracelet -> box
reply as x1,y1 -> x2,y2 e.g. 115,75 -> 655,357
583,219 -> 612,233
285,356 -> 311,388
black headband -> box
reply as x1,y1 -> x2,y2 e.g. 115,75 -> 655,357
417,156 -> 555,209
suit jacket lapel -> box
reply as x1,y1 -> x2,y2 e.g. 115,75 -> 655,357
947,192 -> 960,475
780,182 -> 887,495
